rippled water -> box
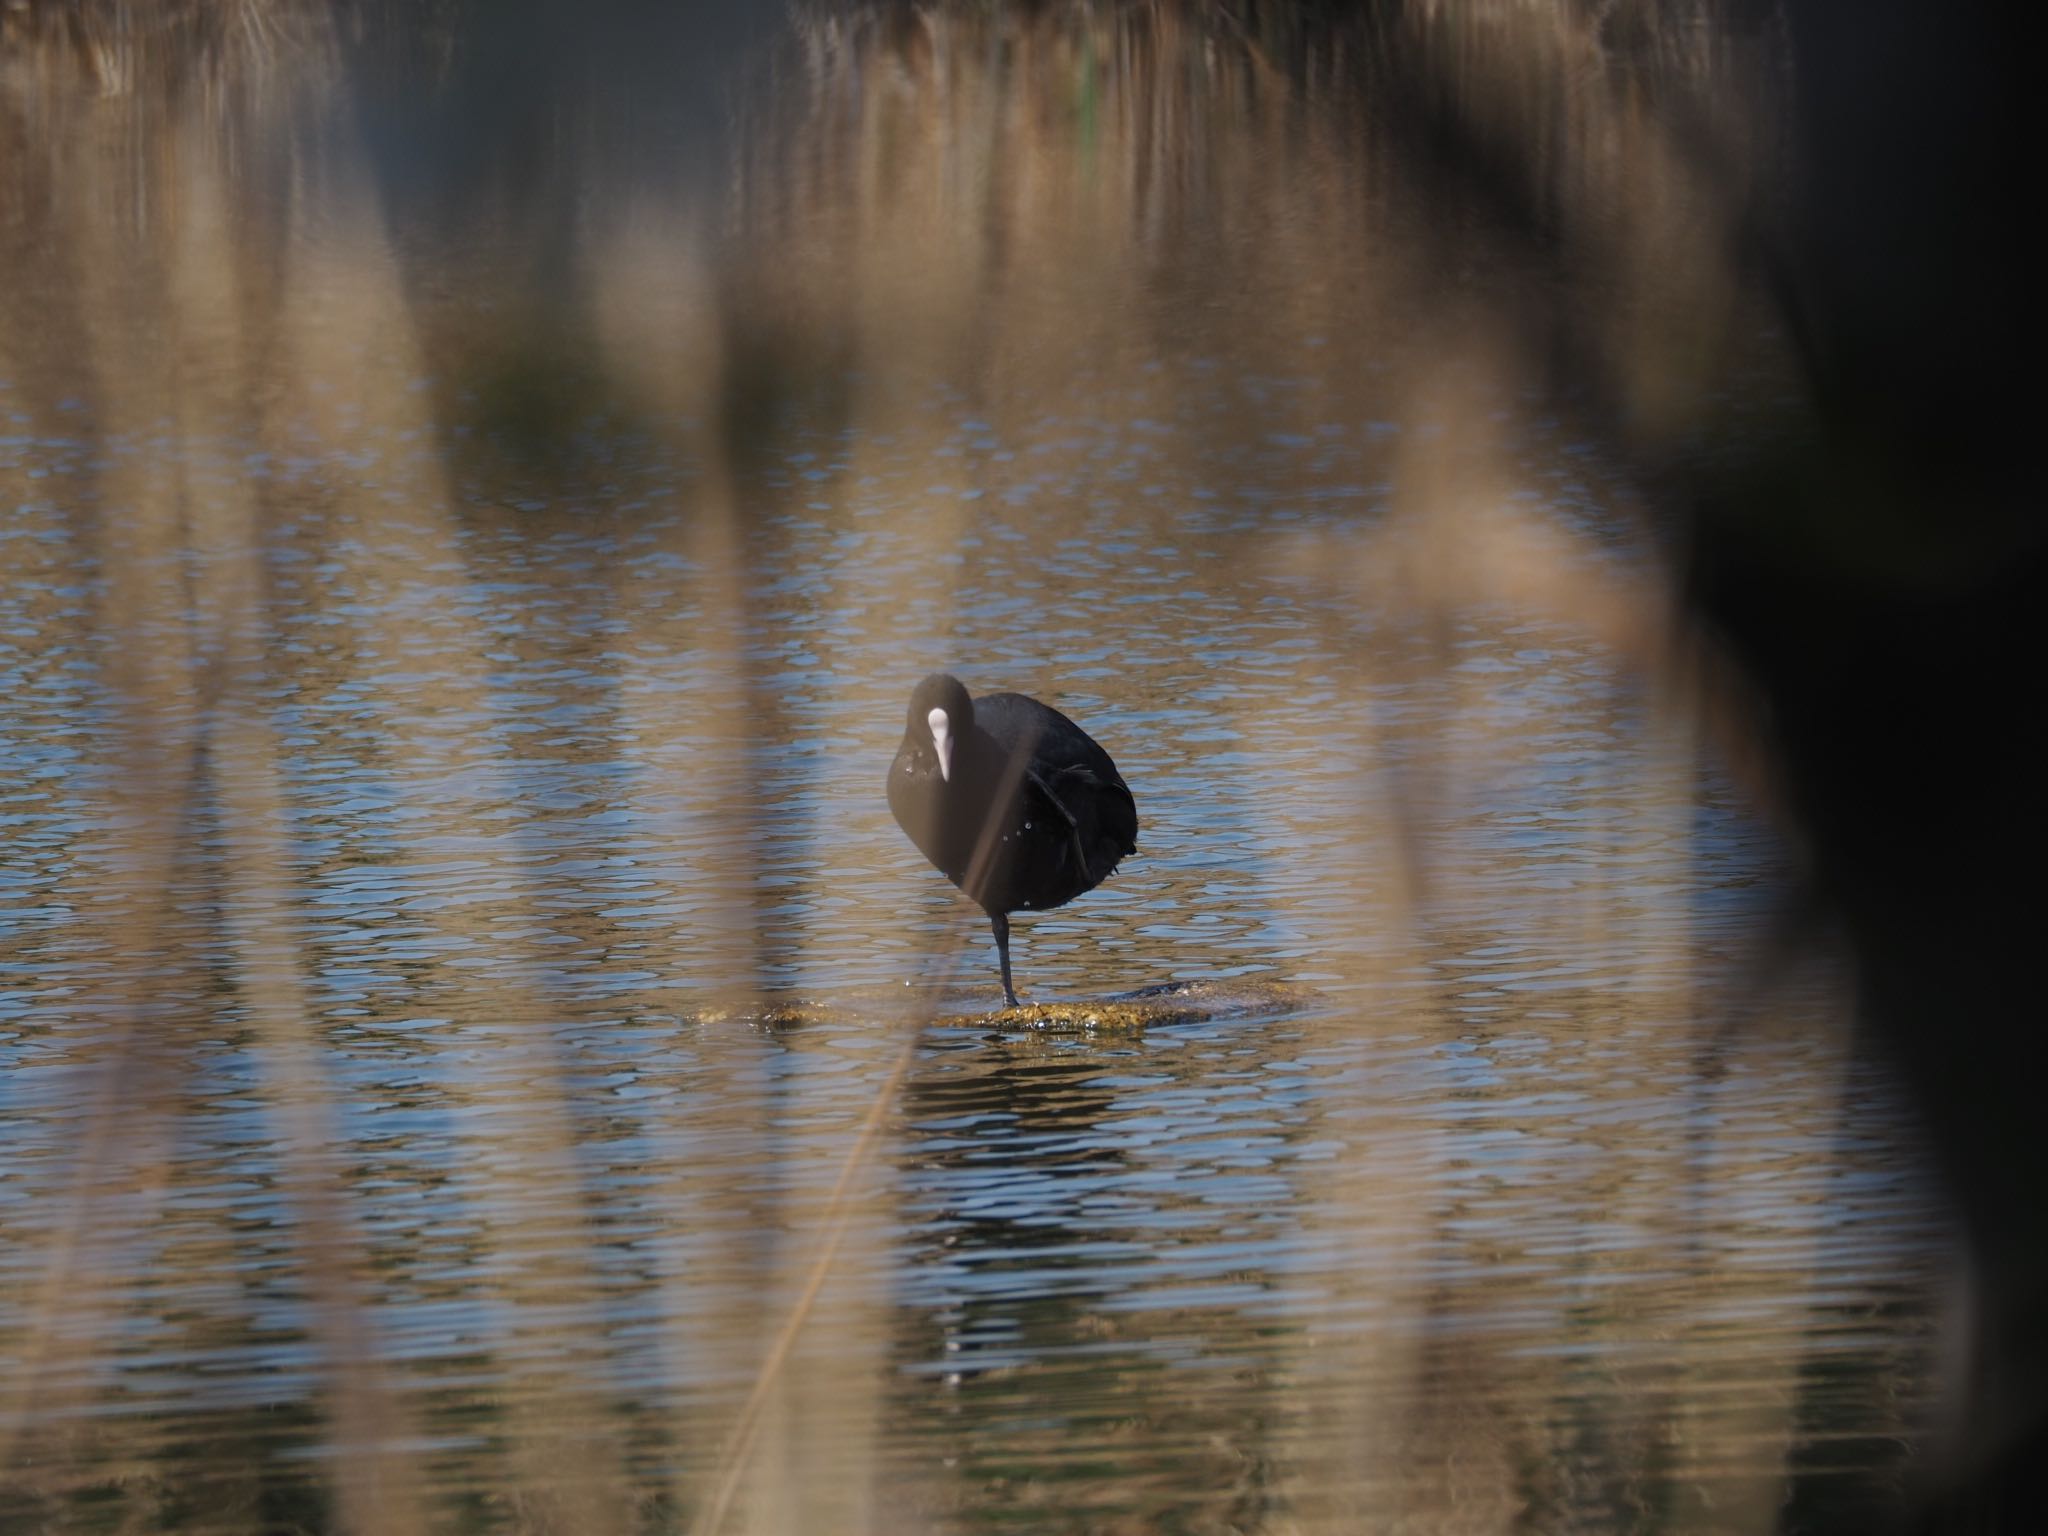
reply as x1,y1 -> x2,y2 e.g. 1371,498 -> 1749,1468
1,5 -> 1944,1532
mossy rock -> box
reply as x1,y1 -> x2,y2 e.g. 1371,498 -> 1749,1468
695,977 -> 1316,1033
951,977 -> 1316,1032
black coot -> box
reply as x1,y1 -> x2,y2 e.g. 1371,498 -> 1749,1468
888,673 -> 1138,1006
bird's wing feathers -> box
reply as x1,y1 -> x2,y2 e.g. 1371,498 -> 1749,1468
1025,762 -> 1138,875
1024,765 -> 1093,875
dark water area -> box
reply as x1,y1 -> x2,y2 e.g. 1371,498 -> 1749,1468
0,4 -> 1966,1532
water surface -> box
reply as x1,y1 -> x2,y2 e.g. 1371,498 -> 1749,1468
0,6 -> 1943,1532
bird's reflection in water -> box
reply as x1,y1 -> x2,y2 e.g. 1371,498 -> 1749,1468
888,1027 -> 1291,1528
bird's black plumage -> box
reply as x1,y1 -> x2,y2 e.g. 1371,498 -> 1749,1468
888,673 -> 1138,1006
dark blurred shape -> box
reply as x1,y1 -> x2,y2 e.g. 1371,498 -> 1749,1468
1344,0 -> 2043,1524
1682,10 -> 2042,1526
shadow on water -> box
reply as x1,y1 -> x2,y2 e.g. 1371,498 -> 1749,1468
0,1 -> 2030,1531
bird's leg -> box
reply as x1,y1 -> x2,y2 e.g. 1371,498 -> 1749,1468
990,911 -> 1020,1008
